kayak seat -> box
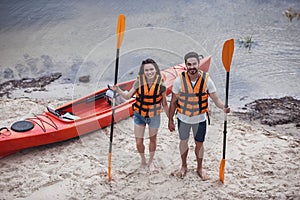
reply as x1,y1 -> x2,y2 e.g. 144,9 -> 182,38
47,106 -> 61,117
11,121 -> 34,132
61,112 -> 80,120
47,106 -> 79,121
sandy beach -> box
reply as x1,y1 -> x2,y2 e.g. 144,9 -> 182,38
0,97 -> 299,200
1,0 -> 300,199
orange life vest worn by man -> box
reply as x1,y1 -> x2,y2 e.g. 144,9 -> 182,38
168,52 -> 230,180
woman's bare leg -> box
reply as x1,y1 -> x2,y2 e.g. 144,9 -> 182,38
134,124 -> 147,166
148,127 -> 158,171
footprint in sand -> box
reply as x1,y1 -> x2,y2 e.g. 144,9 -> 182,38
149,174 -> 168,185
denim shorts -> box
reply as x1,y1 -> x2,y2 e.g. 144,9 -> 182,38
177,118 -> 207,142
133,111 -> 161,129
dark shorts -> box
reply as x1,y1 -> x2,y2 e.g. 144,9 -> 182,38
133,111 -> 160,129
177,118 -> 207,142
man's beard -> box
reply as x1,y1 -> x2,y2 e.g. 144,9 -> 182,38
188,68 -> 198,75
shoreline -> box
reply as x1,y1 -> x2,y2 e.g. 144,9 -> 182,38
1,76 -> 299,129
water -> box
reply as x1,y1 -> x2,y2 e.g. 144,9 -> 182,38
0,0 -> 299,110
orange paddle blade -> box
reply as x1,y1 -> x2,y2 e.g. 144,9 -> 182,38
108,152 -> 112,181
219,159 -> 226,183
222,39 -> 234,72
116,14 -> 126,49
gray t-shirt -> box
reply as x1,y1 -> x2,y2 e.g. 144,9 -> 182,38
172,74 -> 216,124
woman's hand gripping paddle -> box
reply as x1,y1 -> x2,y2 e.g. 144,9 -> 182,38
219,38 -> 234,184
108,14 -> 125,182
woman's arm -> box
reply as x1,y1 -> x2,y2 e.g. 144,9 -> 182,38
113,85 -> 136,100
161,91 -> 169,118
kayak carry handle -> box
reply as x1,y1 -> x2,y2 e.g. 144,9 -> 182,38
0,127 -> 11,136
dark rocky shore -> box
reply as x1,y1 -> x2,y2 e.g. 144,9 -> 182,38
235,96 -> 300,127
0,73 -> 62,97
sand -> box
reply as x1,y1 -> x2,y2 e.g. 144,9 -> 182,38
1,98 -> 299,200
1,1 -> 300,199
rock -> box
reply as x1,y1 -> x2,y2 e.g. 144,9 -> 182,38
15,64 -> 29,78
24,89 -> 32,93
78,75 -> 90,83
3,68 -> 14,79
234,96 -> 300,126
25,57 -> 39,73
41,55 -> 54,69
146,23 -> 153,27
0,72 -> 62,97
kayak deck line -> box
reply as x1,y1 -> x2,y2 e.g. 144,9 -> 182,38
26,114 -> 59,132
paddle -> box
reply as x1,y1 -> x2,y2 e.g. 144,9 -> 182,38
219,38 -> 234,184
108,14 -> 126,182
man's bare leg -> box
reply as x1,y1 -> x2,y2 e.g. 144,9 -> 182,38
195,141 -> 208,180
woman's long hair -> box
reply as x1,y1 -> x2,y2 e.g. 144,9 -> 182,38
138,58 -> 161,77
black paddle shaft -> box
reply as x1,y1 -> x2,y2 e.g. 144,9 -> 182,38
222,71 -> 230,159
114,49 -> 120,85
109,48 -> 120,152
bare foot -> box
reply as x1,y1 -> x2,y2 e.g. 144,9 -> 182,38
148,162 -> 159,173
140,162 -> 147,168
140,155 -> 147,167
197,170 -> 209,181
171,167 -> 187,178
136,162 -> 148,173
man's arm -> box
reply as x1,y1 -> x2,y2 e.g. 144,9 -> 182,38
209,92 -> 230,113
168,92 -> 178,132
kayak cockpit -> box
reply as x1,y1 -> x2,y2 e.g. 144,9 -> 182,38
49,80 -> 135,120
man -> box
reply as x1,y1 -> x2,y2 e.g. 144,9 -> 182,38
168,52 -> 230,180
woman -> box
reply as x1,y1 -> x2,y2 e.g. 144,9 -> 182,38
113,58 -> 169,172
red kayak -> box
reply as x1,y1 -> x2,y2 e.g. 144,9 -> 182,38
0,57 -> 211,157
